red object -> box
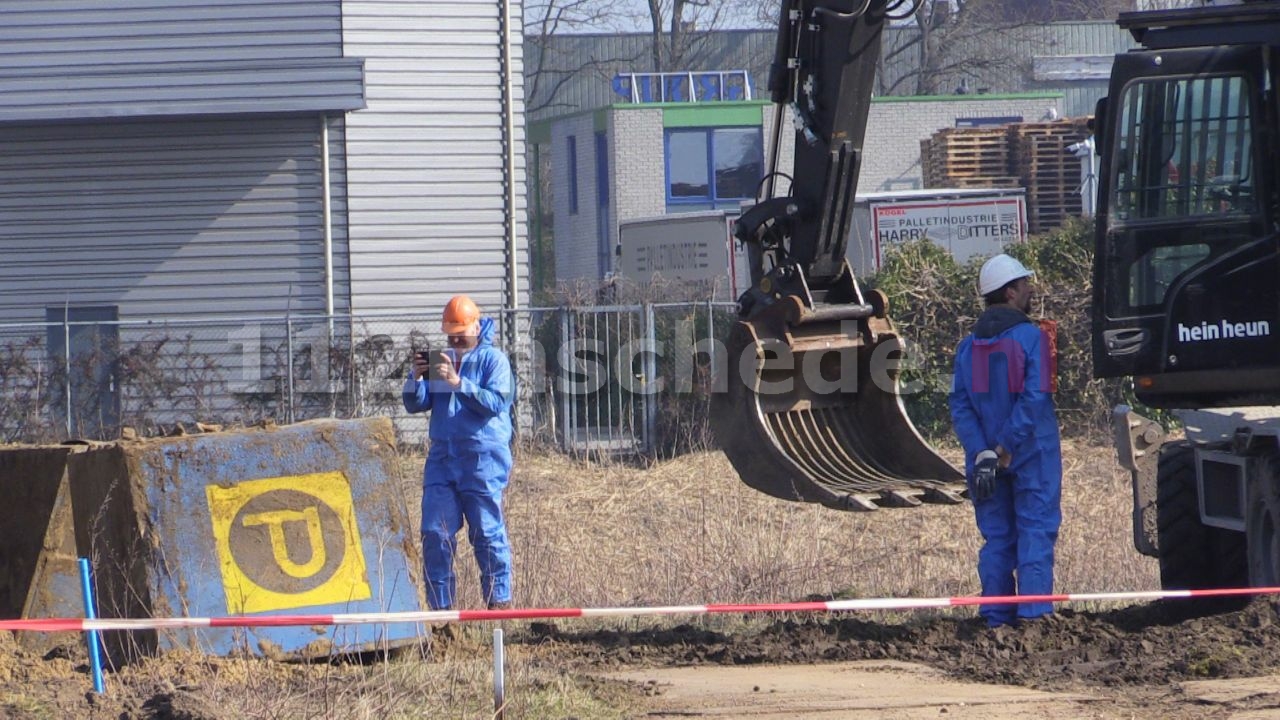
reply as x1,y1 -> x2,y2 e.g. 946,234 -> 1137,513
1038,318 -> 1059,393
10,586 -> 1280,633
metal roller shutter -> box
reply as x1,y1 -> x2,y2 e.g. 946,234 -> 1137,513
0,115 -> 345,321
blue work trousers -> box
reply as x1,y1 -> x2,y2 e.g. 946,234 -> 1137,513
971,448 -> 1062,627
421,438 -> 513,610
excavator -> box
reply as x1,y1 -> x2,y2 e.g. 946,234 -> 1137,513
1095,0 -> 1280,592
712,0 -> 1280,591
710,0 -> 965,512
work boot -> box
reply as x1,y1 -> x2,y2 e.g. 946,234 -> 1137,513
487,600 -> 513,611
430,606 -> 457,644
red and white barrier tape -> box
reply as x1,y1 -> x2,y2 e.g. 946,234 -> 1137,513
3,586 -> 1276,633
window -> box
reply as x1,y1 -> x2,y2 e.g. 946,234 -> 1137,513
1103,73 -> 1260,315
567,135 -> 579,215
665,127 -> 763,211
955,116 -> 1023,128
1111,75 -> 1254,223
595,132 -> 610,276
1126,243 -> 1210,308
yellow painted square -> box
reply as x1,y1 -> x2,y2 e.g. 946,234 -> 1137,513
206,471 -> 371,614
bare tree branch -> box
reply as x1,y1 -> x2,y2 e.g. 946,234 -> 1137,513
885,0 -> 1094,97
524,0 -> 637,116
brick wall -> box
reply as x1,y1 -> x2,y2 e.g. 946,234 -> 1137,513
608,108 -> 666,269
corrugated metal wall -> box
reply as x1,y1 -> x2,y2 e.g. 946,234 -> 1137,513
0,116 -> 349,320
0,0 -> 345,68
341,0 -> 529,315
0,1 -> 356,323
872,18 -> 1135,116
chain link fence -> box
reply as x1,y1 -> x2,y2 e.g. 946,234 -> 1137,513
0,304 -> 738,455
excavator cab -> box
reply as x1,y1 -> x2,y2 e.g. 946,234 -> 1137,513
710,0 -> 965,511
1091,3 -> 1280,408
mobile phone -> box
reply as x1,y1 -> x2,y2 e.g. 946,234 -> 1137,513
429,349 -> 449,366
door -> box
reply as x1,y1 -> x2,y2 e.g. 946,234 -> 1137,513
46,306 -> 120,439
1092,46 -> 1280,406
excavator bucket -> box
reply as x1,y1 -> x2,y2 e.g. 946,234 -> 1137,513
712,293 -> 966,511
710,0 -> 964,508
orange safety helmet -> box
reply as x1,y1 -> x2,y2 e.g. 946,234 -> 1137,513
441,295 -> 480,335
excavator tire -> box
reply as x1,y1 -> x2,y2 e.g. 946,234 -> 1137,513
1156,441 -> 1247,592
711,295 -> 965,511
1246,454 -> 1280,589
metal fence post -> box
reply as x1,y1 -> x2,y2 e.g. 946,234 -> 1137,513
643,303 -> 656,453
285,313 -> 295,425
320,314 -> 334,419
559,309 -> 572,453
63,313 -> 72,438
706,300 -> 715,370
493,628 -> 506,719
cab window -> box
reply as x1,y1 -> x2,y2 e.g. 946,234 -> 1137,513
1111,74 -> 1254,222
1105,73 -> 1258,315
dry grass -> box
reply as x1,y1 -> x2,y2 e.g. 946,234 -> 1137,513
0,631 -> 634,719
417,435 -> 1158,619
386,434 -> 1164,720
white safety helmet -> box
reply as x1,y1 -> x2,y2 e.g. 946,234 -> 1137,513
978,254 -> 1034,296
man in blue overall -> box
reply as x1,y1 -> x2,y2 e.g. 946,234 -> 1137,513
403,295 -> 515,611
949,254 -> 1062,627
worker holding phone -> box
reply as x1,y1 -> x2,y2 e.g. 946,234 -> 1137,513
403,295 -> 516,611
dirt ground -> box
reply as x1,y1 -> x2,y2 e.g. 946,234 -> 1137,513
9,598 -> 1280,718
552,597 -> 1280,718
608,660 -> 1280,719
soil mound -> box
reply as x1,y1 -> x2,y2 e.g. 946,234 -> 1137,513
535,597 -> 1280,689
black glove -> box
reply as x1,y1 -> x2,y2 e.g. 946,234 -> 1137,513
972,450 -> 999,501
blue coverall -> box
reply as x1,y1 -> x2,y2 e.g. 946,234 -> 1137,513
949,306 -> 1062,627
403,317 -> 515,610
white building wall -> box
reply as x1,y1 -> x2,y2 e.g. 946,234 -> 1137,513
760,104 -> 795,194
602,108 -> 666,279
759,96 -> 1065,193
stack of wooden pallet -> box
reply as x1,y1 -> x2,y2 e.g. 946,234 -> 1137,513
919,119 -> 1092,232
919,127 -> 1020,190
1010,119 -> 1091,232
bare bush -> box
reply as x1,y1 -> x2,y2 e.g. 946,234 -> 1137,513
870,217 -> 1136,439
0,335 -> 60,443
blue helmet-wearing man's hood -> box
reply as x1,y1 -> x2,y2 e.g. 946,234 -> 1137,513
973,306 -> 1032,339
475,316 -> 497,347
402,316 -> 514,445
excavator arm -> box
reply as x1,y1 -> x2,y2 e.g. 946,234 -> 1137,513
711,0 -> 965,511
738,0 -> 887,310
